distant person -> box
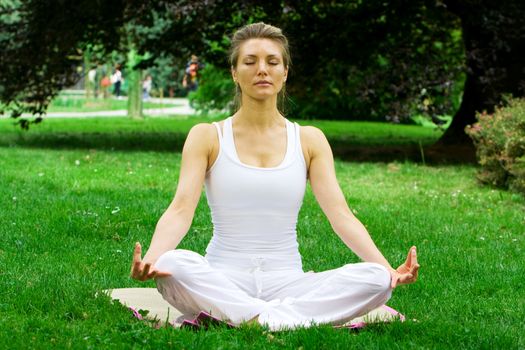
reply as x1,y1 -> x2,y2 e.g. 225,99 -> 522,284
182,54 -> 203,93
111,64 -> 123,99
87,67 -> 97,98
143,75 -> 153,101
100,74 -> 111,99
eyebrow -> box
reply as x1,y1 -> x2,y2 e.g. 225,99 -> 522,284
244,54 -> 280,59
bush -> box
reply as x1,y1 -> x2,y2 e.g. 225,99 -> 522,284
465,97 -> 525,195
189,64 -> 235,115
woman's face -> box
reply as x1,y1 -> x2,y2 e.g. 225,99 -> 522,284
232,38 -> 288,102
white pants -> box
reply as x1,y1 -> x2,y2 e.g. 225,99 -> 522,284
155,249 -> 393,331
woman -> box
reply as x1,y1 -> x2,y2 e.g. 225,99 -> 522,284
130,22 -> 419,331
111,64 -> 123,99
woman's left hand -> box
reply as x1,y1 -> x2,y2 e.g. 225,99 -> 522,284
388,246 -> 420,289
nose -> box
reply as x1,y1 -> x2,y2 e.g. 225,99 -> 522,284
256,61 -> 269,75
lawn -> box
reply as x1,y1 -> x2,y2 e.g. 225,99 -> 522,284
0,118 -> 523,348
0,116 -> 443,159
47,97 -> 177,112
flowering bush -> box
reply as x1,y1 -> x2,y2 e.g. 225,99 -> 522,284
465,97 -> 525,195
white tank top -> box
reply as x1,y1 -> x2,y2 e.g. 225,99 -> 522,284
204,116 -> 307,271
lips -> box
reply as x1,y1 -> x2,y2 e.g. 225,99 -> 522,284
255,81 -> 272,85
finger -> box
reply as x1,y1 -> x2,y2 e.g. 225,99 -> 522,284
404,247 -> 413,268
141,263 -> 151,279
146,267 -> 160,279
146,270 -> 157,280
131,260 -> 142,276
133,242 -> 142,263
411,263 -> 420,279
146,269 -> 172,280
411,246 -> 418,266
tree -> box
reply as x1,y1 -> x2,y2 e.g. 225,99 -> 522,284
277,1 -> 464,123
437,0 -> 525,144
0,0 -> 129,128
0,0 -> 463,125
2,0 -> 523,153
126,47 -> 144,119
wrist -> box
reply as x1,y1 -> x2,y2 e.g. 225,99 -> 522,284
142,252 -> 157,266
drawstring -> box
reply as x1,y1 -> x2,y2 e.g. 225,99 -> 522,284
251,257 -> 266,298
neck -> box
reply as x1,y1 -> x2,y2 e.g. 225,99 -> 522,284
234,95 -> 284,129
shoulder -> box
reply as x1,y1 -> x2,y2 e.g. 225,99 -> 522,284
299,125 -> 327,142
184,123 -> 217,153
188,122 -> 216,134
295,123 -> 331,172
298,124 -> 330,155
186,122 -> 217,140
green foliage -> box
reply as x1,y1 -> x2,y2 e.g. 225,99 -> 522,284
410,114 -> 452,130
466,97 -> 525,195
150,2 -> 466,123
0,0 -> 127,125
189,64 -> 235,115
279,2 -> 465,122
145,55 -> 187,98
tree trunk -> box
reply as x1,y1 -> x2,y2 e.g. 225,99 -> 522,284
437,66 -> 480,145
84,55 -> 91,99
127,48 -> 143,119
437,0 -> 525,147
127,68 -> 143,119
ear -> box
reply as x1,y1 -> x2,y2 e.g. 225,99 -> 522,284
283,66 -> 288,82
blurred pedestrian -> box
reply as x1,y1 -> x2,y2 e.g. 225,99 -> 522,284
111,64 -> 123,99
143,74 -> 153,101
182,54 -> 203,93
100,74 -> 111,99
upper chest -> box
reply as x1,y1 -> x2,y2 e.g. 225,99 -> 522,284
208,120 -> 311,171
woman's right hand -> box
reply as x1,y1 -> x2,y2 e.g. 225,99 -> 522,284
130,242 -> 172,281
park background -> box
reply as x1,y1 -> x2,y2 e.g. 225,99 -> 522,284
1,1 -> 524,348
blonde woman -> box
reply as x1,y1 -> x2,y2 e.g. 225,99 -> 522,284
130,22 -> 419,331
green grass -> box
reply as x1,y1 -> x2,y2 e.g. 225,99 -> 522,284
47,97 -> 176,112
1,143 -> 523,348
0,117 -> 443,161
307,119 -> 444,145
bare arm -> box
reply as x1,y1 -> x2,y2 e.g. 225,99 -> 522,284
305,126 -> 393,269
141,123 -> 213,265
305,126 -> 420,288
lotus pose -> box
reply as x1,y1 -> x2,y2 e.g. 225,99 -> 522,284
130,22 -> 419,331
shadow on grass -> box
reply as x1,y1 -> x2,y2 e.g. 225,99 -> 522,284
0,132 -> 477,164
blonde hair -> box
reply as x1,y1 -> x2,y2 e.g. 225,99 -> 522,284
229,22 -> 291,114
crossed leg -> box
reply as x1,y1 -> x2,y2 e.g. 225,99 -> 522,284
256,262 -> 393,330
155,249 -> 392,330
154,249 -> 266,324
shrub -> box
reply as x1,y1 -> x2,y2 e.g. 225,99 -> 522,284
465,97 -> 525,195
189,64 -> 235,115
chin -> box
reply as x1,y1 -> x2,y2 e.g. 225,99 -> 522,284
247,91 -> 277,100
